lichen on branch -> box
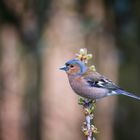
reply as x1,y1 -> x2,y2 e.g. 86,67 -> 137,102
76,48 -> 98,140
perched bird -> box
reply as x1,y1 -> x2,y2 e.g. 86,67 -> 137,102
60,59 -> 140,100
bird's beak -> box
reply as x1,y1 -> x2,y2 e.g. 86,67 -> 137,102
59,65 -> 68,71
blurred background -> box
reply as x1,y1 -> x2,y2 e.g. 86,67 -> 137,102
0,0 -> 140,140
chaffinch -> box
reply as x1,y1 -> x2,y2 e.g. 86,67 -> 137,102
60,59 -> 140,100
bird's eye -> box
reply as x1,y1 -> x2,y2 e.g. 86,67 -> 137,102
70,65 -> 74,68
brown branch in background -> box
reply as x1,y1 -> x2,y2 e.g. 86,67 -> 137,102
0,26 -> 25,140
41,1 -> 85,140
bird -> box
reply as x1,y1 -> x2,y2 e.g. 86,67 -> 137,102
60,59 -> 140,100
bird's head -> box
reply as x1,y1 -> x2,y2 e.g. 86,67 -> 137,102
60,59 -> 88,75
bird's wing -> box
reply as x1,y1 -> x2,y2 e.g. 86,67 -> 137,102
83,72 -> 140,100
84,72 -> 119,90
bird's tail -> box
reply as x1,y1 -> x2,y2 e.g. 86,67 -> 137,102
116,89 -> 140,100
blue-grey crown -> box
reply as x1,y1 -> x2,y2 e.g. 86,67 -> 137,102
66,59 -> 88,75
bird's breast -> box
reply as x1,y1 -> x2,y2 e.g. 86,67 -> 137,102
68,76 -> 86,92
